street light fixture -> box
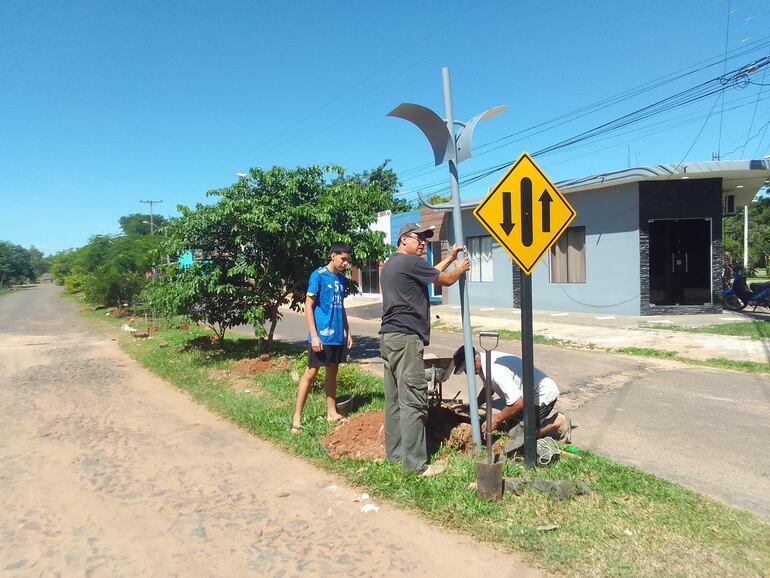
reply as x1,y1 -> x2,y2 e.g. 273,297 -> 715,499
388,68 -> 506,449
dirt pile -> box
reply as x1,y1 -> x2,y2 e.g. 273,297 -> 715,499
233,355 -> 287,376
324,410 -> 386,460
322,406 -> 472,460
178,335 -> 219,351
428,406 -> 473,452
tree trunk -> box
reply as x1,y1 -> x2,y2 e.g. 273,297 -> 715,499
266,289 -> 292,342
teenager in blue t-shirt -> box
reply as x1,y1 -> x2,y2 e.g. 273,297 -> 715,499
291,242 -> 353,433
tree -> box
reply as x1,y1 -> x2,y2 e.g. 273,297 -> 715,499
146,164 -> 393,340
27,246 -> 49,276
723,191 -> 770,275
81,235 -> 162,306
142,203 -> 264,340
50,249 -> 78,285
748,194 -> 770,273
391,197 -> 418,214
426,193 -> 452,205
49,233 -> 162,305
352,161 -> 420,214
0,241 -> 35,286
119,213 -> 168,236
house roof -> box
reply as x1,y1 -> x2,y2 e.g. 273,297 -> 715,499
438,159 -> 770,210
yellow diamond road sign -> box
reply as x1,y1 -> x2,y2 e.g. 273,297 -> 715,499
473,152 -> 576,275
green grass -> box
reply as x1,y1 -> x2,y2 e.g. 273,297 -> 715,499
748,268 -> 767,284
497,328 -> 573,347
497,327 -> 769,373
71,298 -> 770,578
615,347 -> 770,373
640,321 -> 770,340
432,323 -> 572,347
431,318 -> 482,333
0,287 -> 12,298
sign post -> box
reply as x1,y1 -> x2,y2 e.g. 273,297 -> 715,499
472,152 -> 575,468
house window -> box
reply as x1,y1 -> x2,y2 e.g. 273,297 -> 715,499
550,226 -> 586,283
468,236 -> 493,282
360,260 -> 380,294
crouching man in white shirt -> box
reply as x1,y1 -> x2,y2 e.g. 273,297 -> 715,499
453,346 -> 571,443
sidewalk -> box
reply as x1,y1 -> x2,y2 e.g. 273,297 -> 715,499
344,298 -> 770,365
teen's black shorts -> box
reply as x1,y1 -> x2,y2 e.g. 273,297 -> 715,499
307,344 -> 346,367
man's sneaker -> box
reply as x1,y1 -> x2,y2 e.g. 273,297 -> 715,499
419,463 -> 446,477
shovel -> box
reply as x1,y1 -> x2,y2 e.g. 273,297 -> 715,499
476,331 -> 503,501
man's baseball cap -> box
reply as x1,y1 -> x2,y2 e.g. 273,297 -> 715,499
397,223 -> 435,242
452,345 -> 478,374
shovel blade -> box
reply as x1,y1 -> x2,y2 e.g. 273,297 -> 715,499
475,461 -> 503,501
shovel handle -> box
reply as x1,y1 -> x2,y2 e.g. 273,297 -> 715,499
559,450 -> 581,460
479,331 -> 499,352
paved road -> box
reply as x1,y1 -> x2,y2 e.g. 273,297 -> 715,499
0,285 -> 538,577
259,307 -> 770,518
342,301 -> 770,364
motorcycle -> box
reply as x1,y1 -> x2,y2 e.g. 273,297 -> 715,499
722,269 -> 770,311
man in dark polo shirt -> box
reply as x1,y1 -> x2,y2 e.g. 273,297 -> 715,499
379,223 -> 470,475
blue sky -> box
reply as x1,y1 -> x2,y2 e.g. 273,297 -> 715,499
2,0 -> 770,255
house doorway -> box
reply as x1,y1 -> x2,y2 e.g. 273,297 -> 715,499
648,218 -> 712,306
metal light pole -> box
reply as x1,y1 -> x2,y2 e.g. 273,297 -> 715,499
388,68 -> 506,448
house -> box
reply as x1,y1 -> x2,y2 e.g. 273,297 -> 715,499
431,159 -> 770,315
348,207 -> 453,303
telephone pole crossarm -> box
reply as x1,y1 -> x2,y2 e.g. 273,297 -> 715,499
140,199 -> 163,235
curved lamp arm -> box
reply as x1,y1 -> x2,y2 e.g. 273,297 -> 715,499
416,189 -> 448,210
456,105 -> 507,163
387,103 -> 453,166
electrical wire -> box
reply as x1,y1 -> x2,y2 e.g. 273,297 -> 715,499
670,95 -> 723,176
395,34 -> 770,181
718,0 -> 733,159
740,55 -> 770,157
398,55 -> 770,199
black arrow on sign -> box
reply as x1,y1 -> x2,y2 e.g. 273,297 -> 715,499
539,189 -> 553,232
500,191 -> 515,235
521,177 -> 533,247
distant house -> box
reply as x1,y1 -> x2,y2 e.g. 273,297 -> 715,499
428,159 -> 770,315
177,251 -> 195,269
177,250 -> 213,270
348,210 -> 391,300
348,207 -> 451,303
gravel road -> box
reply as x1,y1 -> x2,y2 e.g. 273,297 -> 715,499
0,284 -> 539,578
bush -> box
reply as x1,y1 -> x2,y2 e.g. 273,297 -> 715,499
83,270 -> 145,307
64,273 -> 88,294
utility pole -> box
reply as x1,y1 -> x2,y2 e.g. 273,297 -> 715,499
140,200 -> 162,235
